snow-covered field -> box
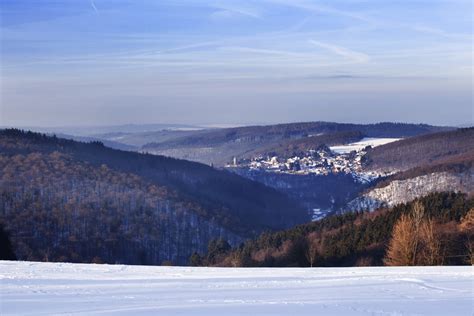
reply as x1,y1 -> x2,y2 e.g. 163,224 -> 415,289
1,261 -> 472,315
330,137 -> 401,154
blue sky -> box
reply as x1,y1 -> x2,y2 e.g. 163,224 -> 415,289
1,0 -> 472,127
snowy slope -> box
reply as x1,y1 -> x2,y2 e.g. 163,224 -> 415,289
330,137 -> 401,154
1,261 -> 472,315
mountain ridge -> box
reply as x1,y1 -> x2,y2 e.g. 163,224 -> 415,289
141,121 -> 453,166
0,129 -> 308,265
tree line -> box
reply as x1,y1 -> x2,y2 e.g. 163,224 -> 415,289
194,192 -> 473,267
364,127 -> 474,172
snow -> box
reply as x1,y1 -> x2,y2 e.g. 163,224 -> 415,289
232,137 -> 401,183
311,208 -> 327,221
330,138 -> 401,154
1,261 -> 472,315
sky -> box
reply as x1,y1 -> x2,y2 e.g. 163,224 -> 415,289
0,0 -> 472,127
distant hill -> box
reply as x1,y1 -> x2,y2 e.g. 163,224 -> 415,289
363,127 -> 474,172
0,129 -> 308,265
52,133 -> 139,151
245,131 -> 364,159
142,122 -> 452,166
92,129 -> 200,147
10,123 -> 202,137
344,128 -> 474,211
225,127 -> 472,218
374,153 -> 473,188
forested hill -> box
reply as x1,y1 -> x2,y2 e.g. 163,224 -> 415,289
198,192 -> 473,267
363,127 -> 474,172
0,129 -> 308,265
244,131 -> 364,159
141,121 -> 452,166
146,122 -> 451,148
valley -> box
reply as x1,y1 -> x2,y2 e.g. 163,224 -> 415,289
2,1 -> 472,314
0,129 -> 307,265
1,123 -> 472,267
41,122 -> 471,219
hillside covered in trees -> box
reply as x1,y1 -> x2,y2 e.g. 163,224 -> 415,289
363,127 -> 474,172
141,122 -> 452,166
197,192 -> 473,267
0,129 -> 308,265
243,131 -> 364,160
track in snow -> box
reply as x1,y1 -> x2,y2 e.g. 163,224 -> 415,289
1,261 -> 472,315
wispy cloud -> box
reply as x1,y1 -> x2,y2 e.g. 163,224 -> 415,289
1,0 -> 471,126
263,0 -> 374,24
210,3 -> 261,20
219,46 -> 309,58
309,40 -> 370,63
412,25 -> 471,40
90,0 -> 99,14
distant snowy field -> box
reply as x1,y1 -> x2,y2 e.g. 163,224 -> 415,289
1,261 -> 472,315
330,137 -> 401,154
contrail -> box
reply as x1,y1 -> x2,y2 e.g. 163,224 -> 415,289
309,40 -> 370,64
90,0 -> 99,14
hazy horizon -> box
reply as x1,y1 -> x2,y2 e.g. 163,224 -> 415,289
1,0 -> 472,127
2,119 -> 470,131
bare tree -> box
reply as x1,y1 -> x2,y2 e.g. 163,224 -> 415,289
385,201 -> 446,266
460,209 -> 474,265
419,218 -> 441,265
410,201 -> 425,265
228,251 -> 242,267
304,233 -> 321,267
384,213 -> 417,266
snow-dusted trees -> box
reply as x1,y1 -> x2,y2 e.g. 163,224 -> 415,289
0,129 -> 309,266
0,151 -> 240,265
